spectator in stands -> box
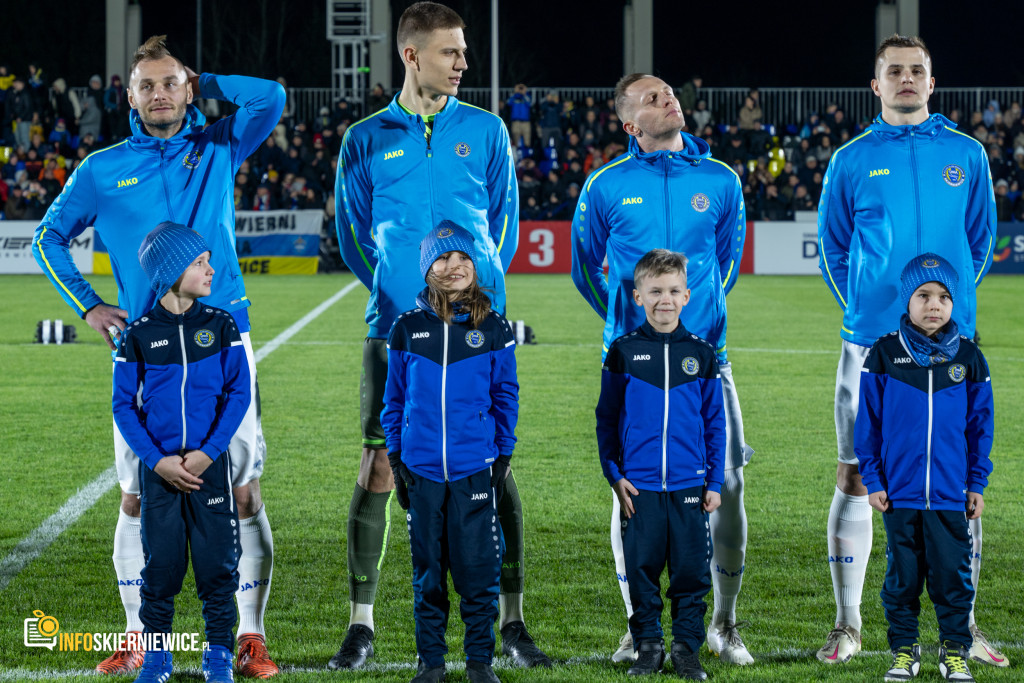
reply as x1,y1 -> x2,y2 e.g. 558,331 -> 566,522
330,98 -> 354,129
737,96 -> 761,131
747,121 -> 772,157
600,117 -> 627,149
994,179 -> 1012,221
678,75 -> 702,116
541,169 -> 564,202
4,185 -> 27,219
830,109 -> 853,138
561,99 -> 578,136
104,75 -> 129,141
367,83 -> 389,113
2,153 -> 23,182
0,64 -> 14,122
988,143 -> 1010,182
48,118 -> 71,148
78,131 -> 98,154
6,78 -> 33,149
78,75 -> 103,141
313,106 -> 332,134
541,190 -> 570,220
48,78 -> 80,135
29,132 -> 50,157
563,157 -> 585,188
759,183 -> 792,221
797,155 -> 819,187
259,135 -> 286,172
519,173 -> 541,205
947,108 -> 966,133
813,134 -> 834,164
1009,147 -> 1024,187
690,100 -> 711,132
26,64 -> 46,111
253,183 -> 278,211
521,195 -> 542,220
580,109 -> 601,141
39,163 -> 62,203
982,99 -> 1000,128
719,134 -> 747,166
508,83 -> 533,147
23,148 -> 43,178
321,126 -> 339,156
791,183 -> 814,211
538,91 -> 562,150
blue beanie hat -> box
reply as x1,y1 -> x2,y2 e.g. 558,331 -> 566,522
138,221 -> 211,295
419,220 -> 477,281
900,252 -> 959,307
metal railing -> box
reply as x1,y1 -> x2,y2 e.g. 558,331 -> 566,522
71,85 -> 1024,136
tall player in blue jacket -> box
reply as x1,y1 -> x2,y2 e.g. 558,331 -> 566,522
332,2 -> 546,671
571,74 -> 753,666
32,36 -> 284,677
816,34 -> 1001,668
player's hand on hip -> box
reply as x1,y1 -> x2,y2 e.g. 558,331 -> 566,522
84,304 -> 129,350
703,489 -> 722,513
966,492 -> 984,519
182,450 -> 214,478
868,490 -> 891,513
613,478 -> 638,518
154,455 -> 203,492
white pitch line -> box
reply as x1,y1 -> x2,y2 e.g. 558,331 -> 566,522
0,282 -> 359,594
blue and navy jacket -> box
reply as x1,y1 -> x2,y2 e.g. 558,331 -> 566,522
33,74 -> 286,330
112,301 -> 251,472
571,133 -> 745,362
854,331 -> 994,511
336,95 -> 519,339
818,113 -> 996,347
381,294 -> 519,484
596,321 -> 725,494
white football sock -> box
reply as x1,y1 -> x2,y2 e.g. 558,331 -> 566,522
710,468 -> 747,626
112,509 -> 144,633
349,601 -> 374,631
610,493 -> 633,620
968,517 -> 982,626
827,487 -> 872,631
236,505 -> 273,637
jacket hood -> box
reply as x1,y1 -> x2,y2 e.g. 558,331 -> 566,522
129,103 -> 206,140
869,112 -> 955,141
628,131 -> 710,165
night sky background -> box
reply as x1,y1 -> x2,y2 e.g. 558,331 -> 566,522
1,0 -> 1021,90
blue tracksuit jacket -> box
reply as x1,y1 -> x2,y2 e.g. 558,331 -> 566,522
596,321 -> 725,494
33,74 -> 286,328
381,295 -> 519,483
817,113 -> 996,347
336,95 -> 519,339
854,331 -> 994,511
112,301 -> 251,471
571,133 -> 745,360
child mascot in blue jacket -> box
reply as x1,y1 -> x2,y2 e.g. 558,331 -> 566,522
856,252 -> 994,683
381,221 -> 519,683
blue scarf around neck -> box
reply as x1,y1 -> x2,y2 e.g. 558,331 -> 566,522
899,314 -> 960,367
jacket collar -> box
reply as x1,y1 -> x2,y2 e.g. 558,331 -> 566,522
388,93 -> 458,127
127,104 -> 206,150
640,319 -> 691,343
628,131 -> 710,168
868,112 -> 953,143
150,299 -> 204,322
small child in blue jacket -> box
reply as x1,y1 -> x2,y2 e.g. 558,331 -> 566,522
596,249 -> 725,680
856,252 -> 994,683
112,222 -> 250,683
381,221 -> 519,683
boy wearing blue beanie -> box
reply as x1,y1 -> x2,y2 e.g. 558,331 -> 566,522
855,253 -> 994,683
113,221 -> 251,683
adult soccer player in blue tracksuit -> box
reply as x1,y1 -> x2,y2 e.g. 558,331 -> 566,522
113,222 -> 250,683
382,222 -> 518,683
571,73 -> 753,665
32,35 -> 284,677
855,252 -> 993,683
596,249 -> 725,681
816,34 -> 1001,667
333,2 -> 546,671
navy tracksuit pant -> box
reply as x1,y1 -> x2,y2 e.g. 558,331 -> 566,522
623,486 -> 712,652
881,508 -> 974,649
139,454 -> 240,651
406,467 -> 503,668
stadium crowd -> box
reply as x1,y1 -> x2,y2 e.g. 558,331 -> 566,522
5,66 -> 1024,235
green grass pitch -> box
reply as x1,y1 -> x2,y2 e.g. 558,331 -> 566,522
0,272 -> 1021,681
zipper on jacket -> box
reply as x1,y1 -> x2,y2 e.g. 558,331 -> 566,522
159,143 -> 175,219
425,118 -> 436,227
663,156 -> 672,247
441,321 -> 449,481
661,342 -> 670,491
909,129 -> 922,254
177,321 -> 188,451
925,367 -> 933,509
